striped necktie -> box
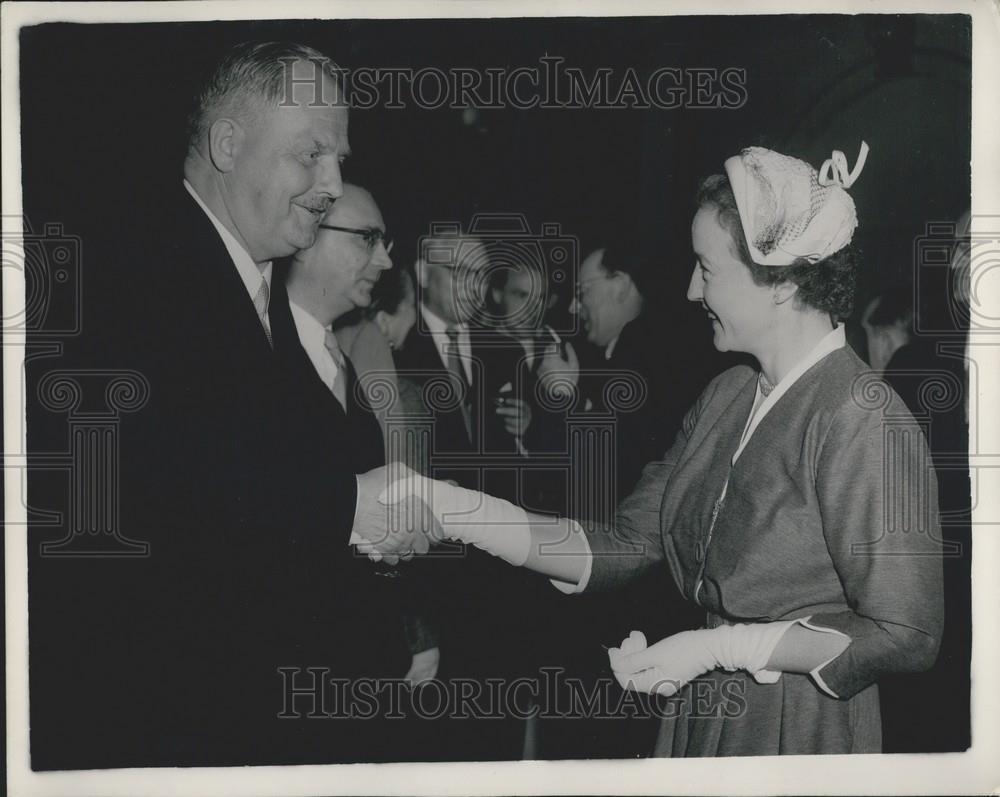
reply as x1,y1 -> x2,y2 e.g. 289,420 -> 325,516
253,279 -> 272,348
323,328 -> 348,410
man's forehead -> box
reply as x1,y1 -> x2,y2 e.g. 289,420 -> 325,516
327,188 -> 382,227
457,238 -> 489,270
267,101 -> 349,159
286,100 -> 348,134
283,60 -> 345,107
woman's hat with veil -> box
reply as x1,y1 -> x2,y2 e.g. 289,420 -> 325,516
724,142 -> 869,267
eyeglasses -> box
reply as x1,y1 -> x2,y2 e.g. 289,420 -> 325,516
318,224 -> 394,254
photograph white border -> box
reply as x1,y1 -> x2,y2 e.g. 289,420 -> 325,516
4,2 -> 998,795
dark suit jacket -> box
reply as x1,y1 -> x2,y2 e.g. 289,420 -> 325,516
572,314 -> 696,499
392,320 -> 551,685
28,186 -> 406,769
269,263 -> 389,475
394,319 -> 525,474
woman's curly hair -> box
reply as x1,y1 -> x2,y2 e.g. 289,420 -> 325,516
695,174 -> 857,319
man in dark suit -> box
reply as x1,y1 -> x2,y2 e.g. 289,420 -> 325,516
555,245 -> 694,498
28,41 -> 422,771
284,182 -> 443,678
393,230 -> 546,760
283,183 -> 394,473
532,242 -> 704,758
400,233 -> 533,478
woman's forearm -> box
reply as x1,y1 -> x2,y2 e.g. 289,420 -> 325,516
765,622 -> 850,674
522,516 -> 590,584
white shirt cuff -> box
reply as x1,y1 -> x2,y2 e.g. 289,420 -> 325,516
549,520 -> 593,594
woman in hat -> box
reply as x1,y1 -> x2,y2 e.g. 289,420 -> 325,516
366,143 -> 944,756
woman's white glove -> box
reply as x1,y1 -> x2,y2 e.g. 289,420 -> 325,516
608,622 -> 798,698
377,469 -> 532,567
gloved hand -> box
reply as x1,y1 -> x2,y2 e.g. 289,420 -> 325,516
376,469 -> 532,567
608,621 -> 798,698
353,462 -> 438,564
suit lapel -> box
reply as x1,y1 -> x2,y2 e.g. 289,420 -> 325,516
172,188 -> 275,361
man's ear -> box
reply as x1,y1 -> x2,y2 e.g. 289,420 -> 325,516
490,286 -> 503,306
374,310 -> 391,338
612,271 -> 632,302
207,117 -> 244,173
773,280 -> 799,306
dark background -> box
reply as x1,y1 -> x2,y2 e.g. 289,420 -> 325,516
16,14 -> 971,766
19,14 -> 971,367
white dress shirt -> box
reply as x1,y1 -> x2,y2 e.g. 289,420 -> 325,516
420,303 -> 472,383
288,300 -> 344,394
183,179 -> 272,323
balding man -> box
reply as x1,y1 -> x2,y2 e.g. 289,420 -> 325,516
30,42 -> 420,770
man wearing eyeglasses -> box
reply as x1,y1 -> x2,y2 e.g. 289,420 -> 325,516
539,243 -> 689,496
283,182 -> 453,744
286,183 -> 394,342
392,228 -> 544,761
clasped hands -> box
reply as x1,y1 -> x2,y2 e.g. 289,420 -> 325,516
352,462 -> 532,566
351,462 -> 443,564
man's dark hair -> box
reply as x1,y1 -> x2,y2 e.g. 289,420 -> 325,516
599,234 -> 656,300
186,41 -> 343,151
695,174 -> 857,319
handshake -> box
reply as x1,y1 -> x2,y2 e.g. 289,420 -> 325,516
350,462 -> 533,566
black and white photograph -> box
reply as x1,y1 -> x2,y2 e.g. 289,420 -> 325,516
3,1 -> 998,795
